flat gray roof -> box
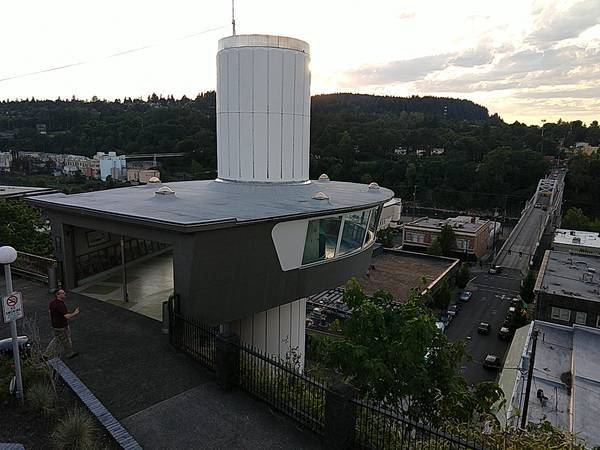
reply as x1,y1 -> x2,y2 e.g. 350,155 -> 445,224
405,216 -> 489,234
0,185 -> 57,198
29,179 -> 393,228
505,321 -> 600,448
538,251 -> 600,302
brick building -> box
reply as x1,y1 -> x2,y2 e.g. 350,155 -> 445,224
402,216 -> 494,259
534,250 -> 600,327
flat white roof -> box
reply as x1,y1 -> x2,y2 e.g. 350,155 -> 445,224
554,229 -> 600,249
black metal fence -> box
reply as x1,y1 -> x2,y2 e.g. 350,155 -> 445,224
236,341 -> 327,435
169,309 -> 488,449
353,400 -> 484,449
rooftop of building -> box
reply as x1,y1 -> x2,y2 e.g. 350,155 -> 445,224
554,228 -> 600,249
29,179 -> 393,229
0,185 -> 58,199
308,249 -> 459,311
503,321 -> 600,448
405,215 -> 490,234
536,250 -> 600,302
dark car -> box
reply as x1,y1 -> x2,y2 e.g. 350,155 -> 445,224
483,354 -> 502,370
458,291 -> 473,303
488,265 -> 503,274
477,322 -> 491,335
498,326 -> 512,340
447,304 -> 460,316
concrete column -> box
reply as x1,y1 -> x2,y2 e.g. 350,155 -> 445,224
61,224 -> 77,289
324,383 -> 357,449
215,332 -> 239,390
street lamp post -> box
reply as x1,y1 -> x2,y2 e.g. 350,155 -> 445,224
0,246 -> 24,402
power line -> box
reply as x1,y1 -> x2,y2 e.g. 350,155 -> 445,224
0,25 -> 228,84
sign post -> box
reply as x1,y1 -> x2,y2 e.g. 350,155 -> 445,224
1,247 -> 24,402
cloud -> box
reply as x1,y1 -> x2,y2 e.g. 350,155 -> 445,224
513,85 -> 600,99
527,0 -> 600,46
397,11 -> 416,20
344,46 -> 495,86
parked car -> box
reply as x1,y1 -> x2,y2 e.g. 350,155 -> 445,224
477,322 -> 491,335
447,304 -> 460,316
534,203 -> 542,209
498,326 -> 512,341
459,291 -> 473,302
483,354 -> 502,370
440,313 -> 453,327
508,306 -> 517,315
488,265 -> 503,274
435,321 -> 445,333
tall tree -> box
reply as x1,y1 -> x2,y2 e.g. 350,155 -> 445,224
439,224 -> 456,256
520,270 -> 537,305
455,263 -> 470,289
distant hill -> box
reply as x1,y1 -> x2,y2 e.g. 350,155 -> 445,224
312,93 -> 489,121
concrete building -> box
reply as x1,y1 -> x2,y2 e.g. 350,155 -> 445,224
127,169 -> 161,184
534,250 -> 600,327
499,320 -> 600,448
30,34 -> 393,366
403,215 -> 494,259
378,198 -> 402,230
98,151 -> 127,181
553,229 -> 600,256
0,151 -> 12,172
431,148 -> 445,155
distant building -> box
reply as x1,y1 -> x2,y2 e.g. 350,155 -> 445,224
499,320 -> 600,448
0,151 -> 12,172
378,198 -> 402,230
127,169 -> 161,184
431,148 -> 445,155
534,250 -> 600,327
403,216 -> 494,259
416,149 -> 426,157
98,151 -> 127,181
62,165 -> 80,176
553,229 -> 600,256
36,123 -> 47,135
394,147 -> 407,156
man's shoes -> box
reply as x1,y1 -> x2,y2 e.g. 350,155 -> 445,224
67,352 -> 79,359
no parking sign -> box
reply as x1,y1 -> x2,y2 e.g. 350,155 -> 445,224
2,291 -> 23,323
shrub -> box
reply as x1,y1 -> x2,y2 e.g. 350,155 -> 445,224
27,381 -> 57,415
52,408 -> 97,450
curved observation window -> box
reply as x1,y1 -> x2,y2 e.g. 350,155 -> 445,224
301,207 -> 379,266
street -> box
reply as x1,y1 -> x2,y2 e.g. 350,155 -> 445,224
446,267 -> 522,385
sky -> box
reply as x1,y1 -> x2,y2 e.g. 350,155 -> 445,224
1,0 -> 598,125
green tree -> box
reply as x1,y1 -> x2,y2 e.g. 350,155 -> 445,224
439,224 -> 456,256
376,227 -> 395,248
427,238 -> 442,255
562,207 -> 592,231
322,279 -> 483,424
433,279 -> 452,310
520,270 -> 537,305
0,199 -> 53,256
455,263 -> 470,289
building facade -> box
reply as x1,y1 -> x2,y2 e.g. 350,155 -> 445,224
403,216 -> 494,259
534,250 -> 600,328
553,229 -> 600,256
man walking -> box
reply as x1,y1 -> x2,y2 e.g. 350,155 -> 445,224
46,289 -> 80,359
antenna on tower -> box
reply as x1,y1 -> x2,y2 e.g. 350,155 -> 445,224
232,0 -> 236,36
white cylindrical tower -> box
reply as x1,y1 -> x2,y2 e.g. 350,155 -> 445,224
216,35 -> 311,183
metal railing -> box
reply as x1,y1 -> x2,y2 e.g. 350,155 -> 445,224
169,311 -> 217,371
236,341 -> 327,435
353,400 -> 484,449
13,251 -> 57,282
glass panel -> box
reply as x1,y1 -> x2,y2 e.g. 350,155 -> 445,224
339,210 -> 370,255
576,311 -> 587,325
302,216 -> 343,265
364,207 -> 378,245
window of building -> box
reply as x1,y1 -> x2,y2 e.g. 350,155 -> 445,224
405,232 -> 425,244
338,209 -> 371,256
575,311 -> 587,325
302,216 -> 342,265
551,307 -> 571,322
596,315 -> 600,328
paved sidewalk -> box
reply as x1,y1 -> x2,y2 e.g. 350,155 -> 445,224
0,276 -> 321,449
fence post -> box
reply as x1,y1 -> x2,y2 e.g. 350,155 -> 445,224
324,383 -> 357,449
215,332 -> 239,390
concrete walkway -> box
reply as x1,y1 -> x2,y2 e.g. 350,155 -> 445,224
0,276 -> 321,449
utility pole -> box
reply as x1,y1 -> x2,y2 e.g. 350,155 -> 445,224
413,185 -> 417,217
520,328 -> 539,428
231,0 -> 236,36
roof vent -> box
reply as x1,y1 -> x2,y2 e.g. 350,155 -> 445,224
148,177 -> 161,184
318,173 -> 330,182
368,182 -> 380,190
312,192 -> 329,201
155,186 -> 175,196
